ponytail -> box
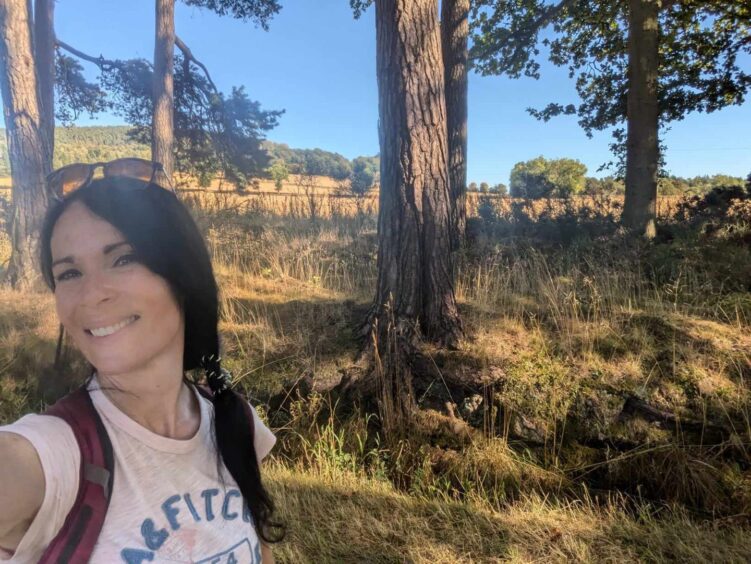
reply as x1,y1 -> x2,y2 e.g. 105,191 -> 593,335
200,352 -> 285,544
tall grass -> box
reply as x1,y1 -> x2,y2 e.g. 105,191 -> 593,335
1,189 -> 750,560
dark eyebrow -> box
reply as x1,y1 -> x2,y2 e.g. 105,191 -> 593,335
51,241 -> 133,269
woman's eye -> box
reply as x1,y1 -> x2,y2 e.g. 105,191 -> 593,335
55,269 -> 80,282
114,253 -> 137,267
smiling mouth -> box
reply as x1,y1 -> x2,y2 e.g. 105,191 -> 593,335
85,315 -> 140,338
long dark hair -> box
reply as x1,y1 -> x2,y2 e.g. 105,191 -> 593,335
38,176 -> 284,543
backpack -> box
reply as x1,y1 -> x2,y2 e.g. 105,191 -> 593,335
37,383 -> 255,564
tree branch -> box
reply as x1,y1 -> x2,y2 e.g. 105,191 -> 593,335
526,0 -> 576,38
471,0 -> 576,71
174,36 -> 219,95
55,39 -> 126,70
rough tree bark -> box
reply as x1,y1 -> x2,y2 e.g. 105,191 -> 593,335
623,0 -> 659,238
363,0 -> 462,422
152,0 -> 175,177
441,0 -> 469,252
34,0 -> 55,166
0,0 -> 51,290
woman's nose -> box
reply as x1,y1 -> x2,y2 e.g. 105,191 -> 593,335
79,270 -> 117,306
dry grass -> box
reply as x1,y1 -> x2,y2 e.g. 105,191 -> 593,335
1,187 -> 751,560
267,463 -> 751,563
0,181 -> 682,221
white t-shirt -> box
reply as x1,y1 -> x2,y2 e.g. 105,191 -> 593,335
0,380 -> 276,564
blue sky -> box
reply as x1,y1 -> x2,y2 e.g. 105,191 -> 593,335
28,0 -> 751,185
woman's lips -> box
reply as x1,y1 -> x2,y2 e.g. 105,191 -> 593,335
85,315 -> 140,338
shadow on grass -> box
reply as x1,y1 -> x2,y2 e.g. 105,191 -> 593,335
267,468 -> 509,563
266,464 -> 751,563
220,296 -> 370,399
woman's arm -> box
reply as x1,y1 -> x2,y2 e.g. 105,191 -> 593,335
0,433 -> 45,554
261,542 -> 275,564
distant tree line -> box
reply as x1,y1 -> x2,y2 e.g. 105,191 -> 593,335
0,126 -> 150,176
467,155 -> 746,200
467,181 -> 507,195
263,141 -> 380,187
0,127 -> 381,192
3,127 -> 741,202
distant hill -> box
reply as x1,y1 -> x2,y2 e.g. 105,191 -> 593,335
0,126 -> 150,177
263,141 -> 354,180
0,126 -> 379,183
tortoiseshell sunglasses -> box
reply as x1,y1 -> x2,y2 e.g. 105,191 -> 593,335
45,158 -> 175,202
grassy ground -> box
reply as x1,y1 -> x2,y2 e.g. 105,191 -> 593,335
1,189 -> 751,561
267,463 -> 751,563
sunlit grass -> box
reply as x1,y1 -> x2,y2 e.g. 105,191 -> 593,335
1,189 -> 750,560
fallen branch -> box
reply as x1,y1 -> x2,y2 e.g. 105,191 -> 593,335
620,395 -> 733,442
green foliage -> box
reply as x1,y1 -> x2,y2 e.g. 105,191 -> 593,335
584,174 -> 744,197
302,149 -> 351,180
85,54 -> 283,187
0,126 -> 150,174
263,142 -> 353,180
55,0 -> 285,189
349,0 -> 373,19
492,183 -> 508,196
584,176 -> 625,196
660,174 -> 745,196
55,54 -> 109,124
350,156 -> 379,196
510,156 -> 587,198
269,159 -> 290,191
470,182 -> 507,195
673,184 -> 750,226
470,1 -> 751,173
181,0 -> 281,29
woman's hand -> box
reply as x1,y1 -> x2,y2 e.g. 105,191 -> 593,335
0,433 -> 45,556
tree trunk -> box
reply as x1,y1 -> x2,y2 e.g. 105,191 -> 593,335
623,0 -> 659,238
152,0 -> 175,177
34,0 -> 55,166
441,0 -> 469,252
0,0 -> 51,290
367,0 -> 462,357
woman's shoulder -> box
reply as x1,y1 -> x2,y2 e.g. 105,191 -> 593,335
1,410 -> 78,444
0,413 -> 81,562
0,412 -> 81,474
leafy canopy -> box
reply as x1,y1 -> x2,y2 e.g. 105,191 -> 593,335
350,155 -> 379,196
182,0 -> 281,29
470,1 -> 751,173
268,159 -> 289,190
53,0 -> 285,187
510,155 -> 587,198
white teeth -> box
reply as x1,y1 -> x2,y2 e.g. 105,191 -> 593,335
90,316 -> 138,337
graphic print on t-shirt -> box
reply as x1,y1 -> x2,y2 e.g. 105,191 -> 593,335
196,539 -> 261,564
119,487 -> 261,564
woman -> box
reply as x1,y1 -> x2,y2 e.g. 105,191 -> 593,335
0,160 -> 283,563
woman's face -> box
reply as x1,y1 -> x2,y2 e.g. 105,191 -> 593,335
49,200 -> 184,376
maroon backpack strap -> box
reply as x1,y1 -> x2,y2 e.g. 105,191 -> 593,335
39,386 -> 114,564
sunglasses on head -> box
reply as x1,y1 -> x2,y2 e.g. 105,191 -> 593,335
45,158 -> 175,202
